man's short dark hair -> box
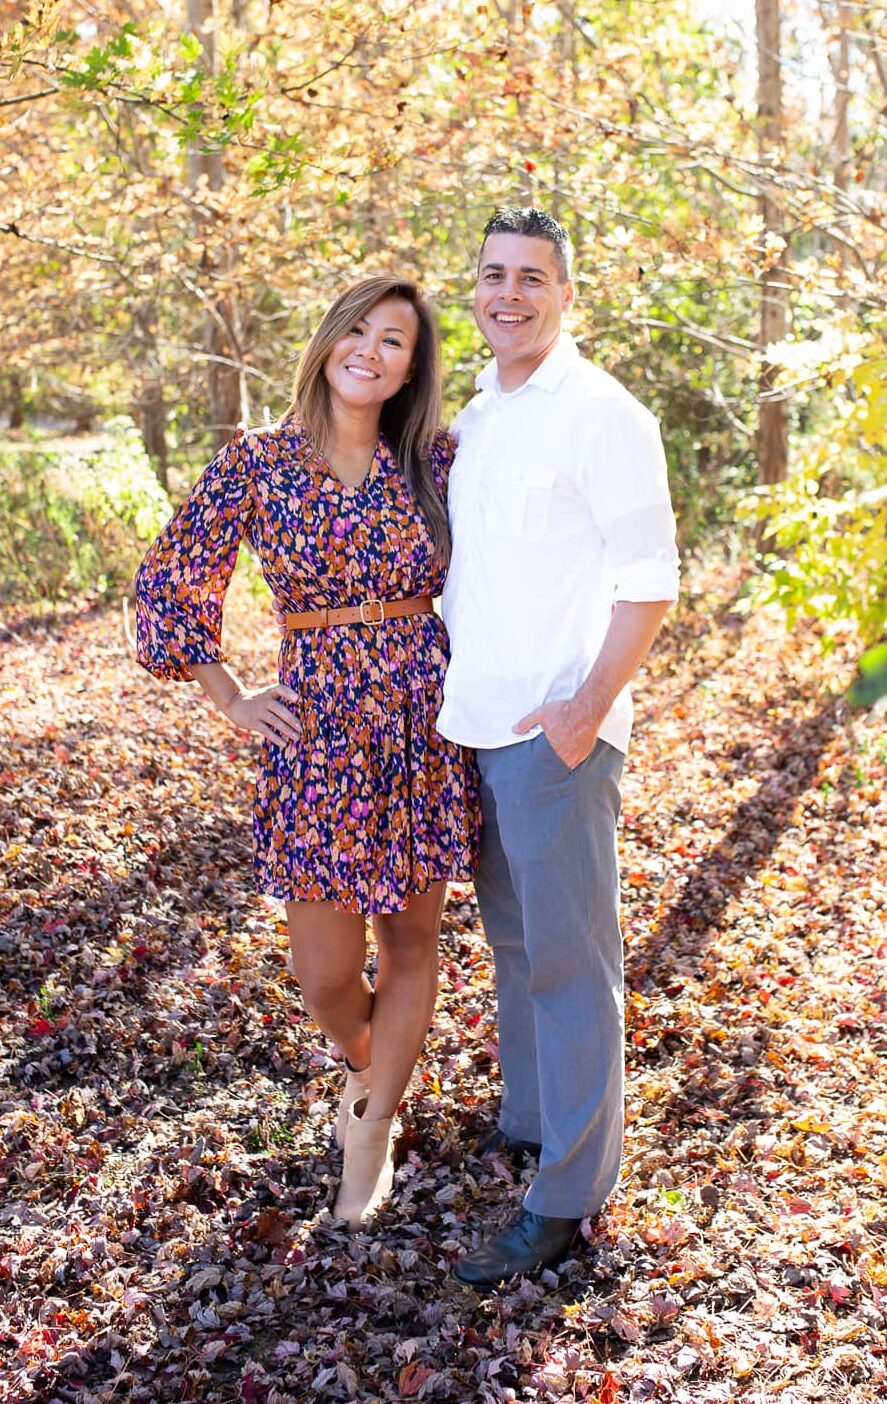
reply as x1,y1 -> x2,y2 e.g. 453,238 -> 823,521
480,207 -> 574,283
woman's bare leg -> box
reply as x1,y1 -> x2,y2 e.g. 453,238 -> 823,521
362,880 -> 447,1122
286,901 -> 373,1072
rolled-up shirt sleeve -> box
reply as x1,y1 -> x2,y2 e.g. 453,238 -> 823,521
586,401 -> 680,604
135,429 -> 256,681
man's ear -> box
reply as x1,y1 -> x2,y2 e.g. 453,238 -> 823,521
562,279 -> 575,313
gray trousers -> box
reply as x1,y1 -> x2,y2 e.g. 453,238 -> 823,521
475,733 -> 625,1218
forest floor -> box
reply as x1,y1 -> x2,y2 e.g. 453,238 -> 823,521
1,565 -> 885,1404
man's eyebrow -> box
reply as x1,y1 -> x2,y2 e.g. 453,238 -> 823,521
479,262 -> 549,275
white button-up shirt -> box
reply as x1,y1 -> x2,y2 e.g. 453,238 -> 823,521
437,333 -> 680,755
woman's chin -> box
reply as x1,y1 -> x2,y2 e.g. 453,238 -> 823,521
331,383 -> 402,413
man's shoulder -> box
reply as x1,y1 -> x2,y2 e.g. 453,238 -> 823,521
566,353 -> 654,421
451,391 -> 489,437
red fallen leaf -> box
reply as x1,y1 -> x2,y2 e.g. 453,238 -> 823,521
240,1373 -> 269,1404
461,1328 -> 486,1348
252,1208 -> 293,1244
524,158 -> 537,172
25,1017 -> 53,1039
133,944 -> 150,960
788,1198 -> 813,1214
600,1368 -> 622,1403
398,1362 -> 434,1396
828,1280 -> 852,1304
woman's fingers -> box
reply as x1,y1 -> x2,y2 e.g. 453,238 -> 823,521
265,701 -> 302,739
253,721 -> 288,746
226,684 -> 303,744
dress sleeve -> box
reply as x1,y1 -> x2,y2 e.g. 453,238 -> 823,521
135,430 -> 256,681
429,428 -> 456,503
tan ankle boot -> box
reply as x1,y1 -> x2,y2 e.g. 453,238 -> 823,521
333,1097 -> 398,1231
335,1062 -> 372,1150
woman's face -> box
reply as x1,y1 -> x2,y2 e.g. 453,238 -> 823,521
324,296 -> 419,414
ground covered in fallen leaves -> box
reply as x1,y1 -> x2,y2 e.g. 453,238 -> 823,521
1,565 -> 885,1404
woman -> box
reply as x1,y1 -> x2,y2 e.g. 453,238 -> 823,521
135,276 -> 478,1230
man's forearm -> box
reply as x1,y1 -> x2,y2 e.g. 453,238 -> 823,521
569,600 -> 672,739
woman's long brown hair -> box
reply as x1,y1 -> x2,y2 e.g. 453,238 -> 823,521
282,276 -> 450,564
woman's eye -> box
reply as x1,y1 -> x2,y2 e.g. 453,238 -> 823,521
384,337 -> 403,348
348,325 -> 362,335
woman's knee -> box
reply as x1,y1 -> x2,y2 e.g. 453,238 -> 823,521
375,916 -> 439,967
286,903 -> 366,1011
291,960 -> 361,1015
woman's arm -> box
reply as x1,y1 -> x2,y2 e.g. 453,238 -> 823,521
191,662 -> 302,747
136,432 -> 254,683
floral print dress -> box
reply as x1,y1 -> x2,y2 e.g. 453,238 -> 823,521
135,423 -> 479,914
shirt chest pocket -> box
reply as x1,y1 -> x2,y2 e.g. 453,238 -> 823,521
484,459 -> 558,543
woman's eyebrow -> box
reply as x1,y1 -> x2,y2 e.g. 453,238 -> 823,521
357,316 -> 409,334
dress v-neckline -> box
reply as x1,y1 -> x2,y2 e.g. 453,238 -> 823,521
293,423 -> 385,495
325,450 -> 379,494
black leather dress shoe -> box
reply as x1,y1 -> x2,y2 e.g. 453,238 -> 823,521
452,1210 -> 581,1289
474,1128 -> 542,1162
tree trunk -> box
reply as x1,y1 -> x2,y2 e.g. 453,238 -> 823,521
831,2 -> 851,197
134,302 -> 169,489
138,380 -> 169,491
501,0 -> 534,202
7,374 -> 24,430
756,0 -> 789,486
551,2 -> 575,225
187,0 -> 247,448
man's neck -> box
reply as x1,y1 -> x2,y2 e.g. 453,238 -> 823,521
495,332 -> 562,393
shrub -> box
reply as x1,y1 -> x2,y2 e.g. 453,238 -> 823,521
737,330 -> 887,653
0,420 -> 172,603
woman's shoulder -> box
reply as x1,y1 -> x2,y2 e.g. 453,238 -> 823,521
242,419 -> 309,464
428,427 -> 456,499
430,426 -> 456,467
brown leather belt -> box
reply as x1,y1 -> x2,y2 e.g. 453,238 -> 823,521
282,595 -> 434,631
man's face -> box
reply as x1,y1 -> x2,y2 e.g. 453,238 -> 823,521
474,233 -> 574,377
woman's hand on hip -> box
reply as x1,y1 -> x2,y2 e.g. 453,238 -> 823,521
221,683 -> 302,746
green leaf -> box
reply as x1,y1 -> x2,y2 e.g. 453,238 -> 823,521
849,641 -> 887,708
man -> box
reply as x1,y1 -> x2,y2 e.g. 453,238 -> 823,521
437,207 -> 680,1289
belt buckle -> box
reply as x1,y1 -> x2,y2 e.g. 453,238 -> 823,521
359,598 -> 385,627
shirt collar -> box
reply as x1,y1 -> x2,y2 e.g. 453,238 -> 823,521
475,332 -> 580,396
